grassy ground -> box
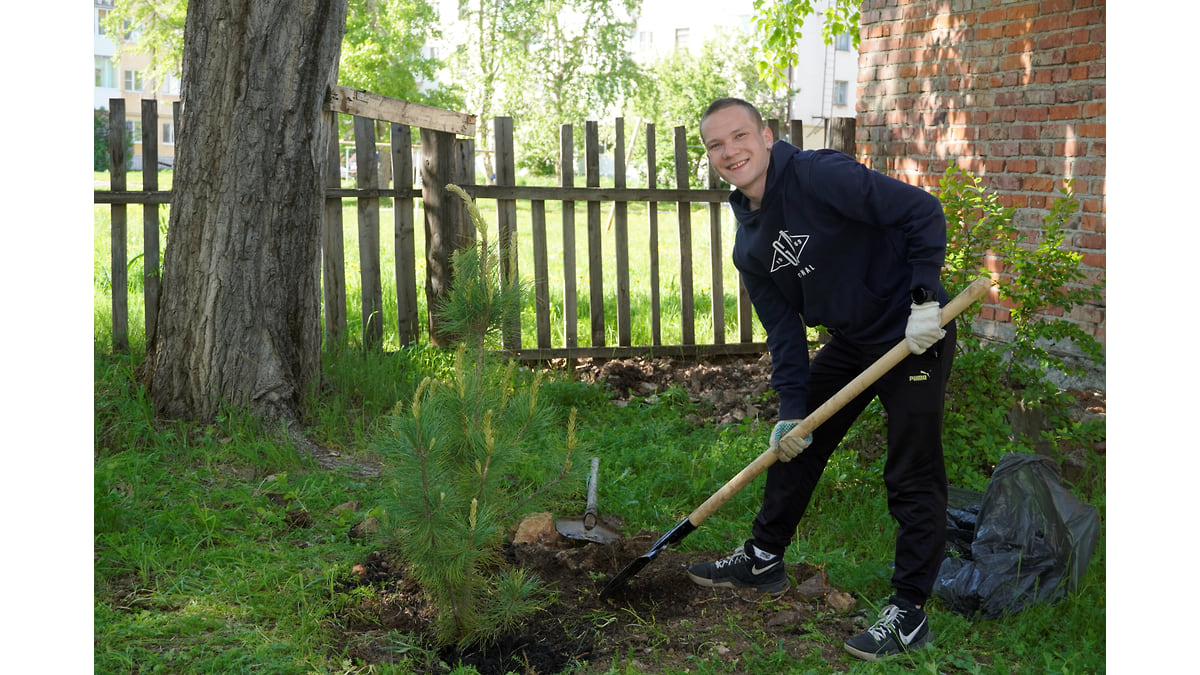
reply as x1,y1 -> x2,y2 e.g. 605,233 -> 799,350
93,173 -> 1105,673
92,336 -> 1106,674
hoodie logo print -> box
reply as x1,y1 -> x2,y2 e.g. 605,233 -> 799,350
770,231 -> 810,273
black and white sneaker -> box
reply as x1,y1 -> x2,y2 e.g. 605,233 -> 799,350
844,596 -> 931,662
686,540 -> 788,594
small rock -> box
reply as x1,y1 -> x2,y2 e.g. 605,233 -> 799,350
349,516 -> 379,539
767,610 -> 801,628
514,512 -> 561,547
795,573 -> 832,599
827,590 -> 857,612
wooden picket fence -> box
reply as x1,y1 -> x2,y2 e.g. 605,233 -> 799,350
95,89 -> 854,361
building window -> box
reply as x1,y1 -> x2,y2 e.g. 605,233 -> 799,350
161,73 -> 180,96
833,80 -> 849,107
125,120 -> 143,140
675,27 -> 689,53
124,69 -> 144,92
162,121 -> 175,145
95,58 -> 116,88
97,9 -> 109,35
834,32 -> 851,51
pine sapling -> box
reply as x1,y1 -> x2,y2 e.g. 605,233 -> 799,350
378,346 -> 578,646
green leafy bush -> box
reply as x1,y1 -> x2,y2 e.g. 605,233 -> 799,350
937,164 -> 1104,391
934,163 -> 1105,481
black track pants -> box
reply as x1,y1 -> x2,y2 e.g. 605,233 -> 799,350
751,320 -> 956,603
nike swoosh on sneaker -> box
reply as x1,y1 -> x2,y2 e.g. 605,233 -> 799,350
750,561 -> 781,575
898,617 -> 926,645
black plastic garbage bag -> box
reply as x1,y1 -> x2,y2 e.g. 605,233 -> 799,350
934,452 -> 1100,619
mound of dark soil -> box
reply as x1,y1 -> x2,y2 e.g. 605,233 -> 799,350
338,535 -> 864,674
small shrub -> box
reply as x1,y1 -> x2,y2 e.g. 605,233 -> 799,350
934,164 -> 1105,484
937,165 -> 1105,391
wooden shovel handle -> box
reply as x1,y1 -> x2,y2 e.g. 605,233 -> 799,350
686,277 -> 993,527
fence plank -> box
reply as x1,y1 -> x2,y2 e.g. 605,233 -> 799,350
494,116 -> 520,350
422,128 -> 453,346
707,162 -> 724,345
584,121 -> 605,348
673,126 -> 695,346
613,118 -> 631,347
647,123 -> 662,346
108,98 -> 128,353
141,99 -> 161,342
354,116 -> 383,349
790,120 -> 804,149
328,86 -> 476,136
323,115 -> 348,344
531,199 -> 551,348
829,117 -> 856,156
392,123 -> 418,346
560,124 -> 577,353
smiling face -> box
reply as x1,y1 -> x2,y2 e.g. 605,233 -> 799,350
700,103 -> 774,208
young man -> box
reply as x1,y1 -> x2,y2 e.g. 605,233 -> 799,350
689,97 -> 955,662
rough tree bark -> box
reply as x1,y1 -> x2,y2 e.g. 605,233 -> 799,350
148,0 -> 349,424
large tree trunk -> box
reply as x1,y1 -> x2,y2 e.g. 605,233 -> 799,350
148,0 -> 349,423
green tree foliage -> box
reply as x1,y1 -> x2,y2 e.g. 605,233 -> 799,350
339,0 -> 458,108
95,108 -> 111,171
101,0 -> 186,93
448,0 -> 640,178
628,29 -> 785,188
104,0 -> 451,105
751,0 -> 861,89
507,0 -> 641,175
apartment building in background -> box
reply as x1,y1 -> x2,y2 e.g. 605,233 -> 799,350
94,0 -> 180,170
631,0 -> 859,137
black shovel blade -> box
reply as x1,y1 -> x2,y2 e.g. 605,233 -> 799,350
599,516 -> 697,599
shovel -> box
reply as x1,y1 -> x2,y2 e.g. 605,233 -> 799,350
556,457 -> 621,544
599,277 -> 993,599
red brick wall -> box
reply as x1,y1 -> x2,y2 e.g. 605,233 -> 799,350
856,0 -> 1106,373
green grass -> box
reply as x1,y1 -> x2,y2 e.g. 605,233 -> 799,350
94,170 -> 766,353
93,338 -> 1106,673
93,173 -> 1105,673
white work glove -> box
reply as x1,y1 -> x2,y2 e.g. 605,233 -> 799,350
770,419 -> 812,462
905,301 -> 945,355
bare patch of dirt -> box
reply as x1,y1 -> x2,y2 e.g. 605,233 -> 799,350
337,537 -> 864,674
574,354 -> 781,426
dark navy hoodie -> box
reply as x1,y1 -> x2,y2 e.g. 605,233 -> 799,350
729,142 -> 947,420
